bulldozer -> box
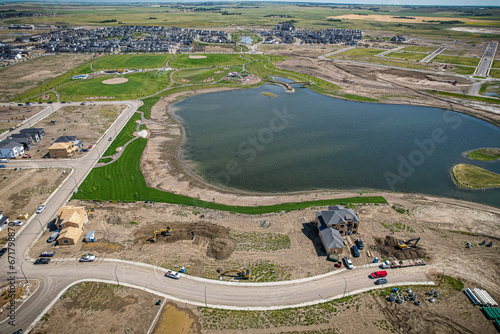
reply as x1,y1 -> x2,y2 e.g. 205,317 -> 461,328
148,227 -> 172,242
398,237 -> 420,249
217,268 -> 251,279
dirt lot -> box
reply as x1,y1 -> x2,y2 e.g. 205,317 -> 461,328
0,54 -> 94,102
0,168 -> 67,244
0,105 -> 44,133
30,282 -> 159,334
29,195 -> 499,291
24,104 -> 126,159
153,301 -> 201,334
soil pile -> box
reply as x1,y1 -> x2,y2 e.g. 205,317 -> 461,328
375,235 -> 426,260
206,238 -> 235,260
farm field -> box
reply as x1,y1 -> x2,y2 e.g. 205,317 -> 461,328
92,54 -> 173,70
431,54 -> 481,67
169,54 -> 248,68
56,70 -> 170,101
388,51 -> 427,61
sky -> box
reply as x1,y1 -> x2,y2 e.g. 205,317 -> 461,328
7,0 -> 500,7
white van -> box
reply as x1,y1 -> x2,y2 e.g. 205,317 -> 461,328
0,159 -> 9,163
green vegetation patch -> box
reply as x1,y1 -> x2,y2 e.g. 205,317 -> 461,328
490,69 -> 500,78
56,70 -> 169,101
431,54 -> 480,67
92,54 -> 173,70
428,90 -> 500,105
468,148 -> 500,161
138,95 -> 161,120
173,66 -> 241,84
437,275 -> 464,292
169,54 -> 247,69
452,164 -> 500,189
102,112 -> 141,157
389,51 -> 427,61
199,296 -> 355,330
261,92 -> 276,97
230,232 -> 291,252
401,46 -> 436,53
450,65 -> 476,75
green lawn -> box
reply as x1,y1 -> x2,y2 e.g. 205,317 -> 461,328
138,95 -> 161,119
431,55 -> 480,67
428,90 -> 500,105
56,70 -> 170,101
492,59 -> 500,69
452,164 -> 500,189
330,47 -> 385,58
467,148 -> 500,161
389,51 -> 427,61
92,54 -> 173,70
401,46 -> 436,53
103,113 -> 141,157
169,54 -> 247,69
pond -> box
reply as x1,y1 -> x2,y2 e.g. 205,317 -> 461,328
239,36 -> 253,44
171,84 -> 500,207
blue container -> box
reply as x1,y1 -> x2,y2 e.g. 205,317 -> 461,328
180,267 -> 185,273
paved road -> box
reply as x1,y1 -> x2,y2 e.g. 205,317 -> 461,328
422,46 -> 446,63
375,46 -> 403,57
475,42 -> 498,77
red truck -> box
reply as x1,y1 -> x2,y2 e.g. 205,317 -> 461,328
371,271 -> 387,279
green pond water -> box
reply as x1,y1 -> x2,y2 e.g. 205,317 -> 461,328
171,84 -> 500,207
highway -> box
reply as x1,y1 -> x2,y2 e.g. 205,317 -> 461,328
0,99 -> 433,333
475,42 -> 498,77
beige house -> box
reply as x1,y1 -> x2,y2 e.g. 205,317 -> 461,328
315,205 -> 361,255
48,142 -> 78,158
55,206 -> 89,246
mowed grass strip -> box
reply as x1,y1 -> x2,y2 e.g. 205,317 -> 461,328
92,54 -> 173,70
452,164 -> 500,189
103,112 -> 142,157
169,54 -> 247,68
75,138 -> 387,213
138,95 -> 161,119
57,71 -> 170,101
431,54 -> 480,67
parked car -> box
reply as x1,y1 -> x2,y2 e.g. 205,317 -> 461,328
375,278 -> 388,285
36,205 -> 46,214
0,165 -> 6,168
0,158 -> 9,163
79,254 -> 96,262
343,256 -> 353,270
40,251 -> 55,257
165,270 -> 180,279
380,260 -> 391,269
108,137 -> 113,141
0,248 -> 7,257
22,154 -> 31,159
47,230 -> 60,243
17,103 -> 23,106
371,271 -> 388,279
12,220 -> 23,226
34,258 -> 50,265
17,213 -> 29,219
356,238 -> 364,250
352,245 -> 360,257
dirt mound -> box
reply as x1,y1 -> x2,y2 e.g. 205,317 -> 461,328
206,238 -> 235,260
375,235 -> 426,260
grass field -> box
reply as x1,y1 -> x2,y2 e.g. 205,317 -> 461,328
331,48 -> 385,59
401,46 -> 436,53
56,70 -> 169,101
450,65 -> 477,75
173,65 -> 242,84
492,60 -> 500,69
452,164 -> 500,189
431,55 -> 481,67
388,51 -> 427,61
467,148 -> 500,161
92,54 -> 173,70
490,69 -> 500,78
169,54 -> 247,69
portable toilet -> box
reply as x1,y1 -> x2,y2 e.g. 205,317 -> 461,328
85,231 -> 95,243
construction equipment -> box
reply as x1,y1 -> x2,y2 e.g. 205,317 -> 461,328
398,237 -> 421,249
217,268 -> 251,279
486,241 -> 493,247
149,227 -> 172,242
466,242 -> 472,248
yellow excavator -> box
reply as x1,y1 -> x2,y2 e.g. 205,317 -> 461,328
149,227 -> 172,242
217,268 -> 251,279
398,237 -> 421,249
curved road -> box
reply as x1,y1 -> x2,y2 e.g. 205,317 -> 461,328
0,100 -> 434,333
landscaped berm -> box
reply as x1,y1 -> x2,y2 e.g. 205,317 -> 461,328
102,78 -> 129,84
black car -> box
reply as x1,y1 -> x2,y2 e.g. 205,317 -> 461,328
34,258 -> 50,265
0,248 -> 7,257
